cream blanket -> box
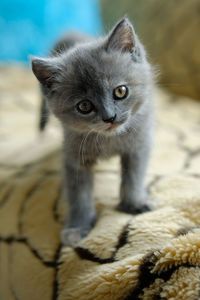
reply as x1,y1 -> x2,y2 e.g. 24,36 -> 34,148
0,66 -> 200,300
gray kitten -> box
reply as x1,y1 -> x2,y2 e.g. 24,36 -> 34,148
31,18 -> 155,246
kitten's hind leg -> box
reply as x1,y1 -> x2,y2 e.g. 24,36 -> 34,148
61,161 -> 97,247
39,96 -> 49,131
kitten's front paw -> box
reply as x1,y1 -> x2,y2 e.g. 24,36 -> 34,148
61,214 -> 97,247
61,227 -> 91,247
117,197 -> 156,215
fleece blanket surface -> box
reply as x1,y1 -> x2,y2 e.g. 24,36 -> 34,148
0,66 -> 200,300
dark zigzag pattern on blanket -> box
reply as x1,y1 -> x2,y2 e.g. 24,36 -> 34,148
0,184 -> 16,208
74,221 -> 200,265
10,281 -> 20,300
0,236 -> 62,300
18,172 -> 61,234
0,173 -> 61,265
0,174 -> 62,300
124,253 -> 198,299
0,236 -> 60,267
7,243 -> 24,300
75,220 -> 131,263
125,225 -> 200,299
0,176 -> 58,266
53,185 -> 62,222
75,225 -> 200,299
75,246 -> 115,263
176,226 -> 200,237
52,245 -> 62,300
18,175 -> 50,234
0,167 -> 54,211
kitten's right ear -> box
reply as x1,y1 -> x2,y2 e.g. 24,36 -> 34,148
31,56 -> 58,87
105,18 -> 135,53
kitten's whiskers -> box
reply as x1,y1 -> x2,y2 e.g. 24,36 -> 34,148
79,129 -> 94,166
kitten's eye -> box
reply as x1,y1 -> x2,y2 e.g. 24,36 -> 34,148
113,85 -> 128,100
77,100 -> 94,114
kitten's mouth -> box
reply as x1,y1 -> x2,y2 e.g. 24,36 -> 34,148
106,123 -> 122,131
92,121 -> 124,135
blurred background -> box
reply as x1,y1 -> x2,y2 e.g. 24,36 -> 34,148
0,0 -> 102,61
0,0 -> 200,99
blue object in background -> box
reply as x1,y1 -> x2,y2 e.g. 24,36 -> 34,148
0,0 -> 102,63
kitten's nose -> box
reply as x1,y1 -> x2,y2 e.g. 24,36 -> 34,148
103,114 -> 116,123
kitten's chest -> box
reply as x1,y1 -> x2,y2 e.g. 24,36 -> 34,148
80,133 -> 132,160
65,131 -> 135,166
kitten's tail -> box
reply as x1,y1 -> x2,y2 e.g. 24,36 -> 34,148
39,97 -> 49,131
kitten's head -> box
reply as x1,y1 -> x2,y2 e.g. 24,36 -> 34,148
31,18 -> 152,136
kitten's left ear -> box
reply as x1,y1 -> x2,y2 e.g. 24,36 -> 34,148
106,18 -> 137,54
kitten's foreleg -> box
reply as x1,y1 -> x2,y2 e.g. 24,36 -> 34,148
61,162 -> 96,246
118,144 -> 155,214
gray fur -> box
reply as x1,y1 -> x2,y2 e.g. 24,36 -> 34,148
31,18 -> 155,246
